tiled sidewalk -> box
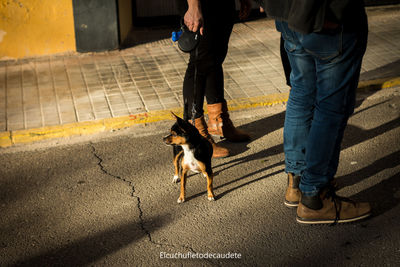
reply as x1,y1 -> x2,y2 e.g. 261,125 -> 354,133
1,7 -> 400,132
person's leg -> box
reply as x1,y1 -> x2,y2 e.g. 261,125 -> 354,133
183,0 -> 234,120
277,21 -> 316,207
181,0 -> 231,157
203,8 -> 233,105
278,21 -> 370,224
183,43 -> 230,158
294,27 -> 370,224
300,29 -> 368,196
182,36 -> 210,120
277,21 -> 316,178
204,0 -> 250,142
326,30 -> 368,180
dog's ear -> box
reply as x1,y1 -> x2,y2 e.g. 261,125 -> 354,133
171,112 -> 179,120
171,112 -> 189,133
171,112 -> 184,124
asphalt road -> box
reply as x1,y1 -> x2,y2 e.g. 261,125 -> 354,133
1,87 -> 400,266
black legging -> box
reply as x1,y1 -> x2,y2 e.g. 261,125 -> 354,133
182,1 -> 292,120
183,0 -> 235,120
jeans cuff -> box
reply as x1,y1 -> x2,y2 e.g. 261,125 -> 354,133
299,184 -> 319,197
300,191 -> 319,197
285,166 -> 304,177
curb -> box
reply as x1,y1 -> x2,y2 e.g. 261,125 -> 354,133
1,77 -> 399,148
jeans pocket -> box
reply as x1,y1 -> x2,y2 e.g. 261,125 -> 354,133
284,38 -> 297,53
300,32 -> 342,62
276,21 -> 298,52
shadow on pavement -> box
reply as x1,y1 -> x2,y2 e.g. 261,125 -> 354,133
337,150 -> 400,189
360,59 -> 400,82
185,162 -> 284,202
351,171 -> 400,217
214,167 -> 284,200
342,116 -> 400,151
215,111 -> 285,165
14,215 -> 170,266
206,92 -> 399,202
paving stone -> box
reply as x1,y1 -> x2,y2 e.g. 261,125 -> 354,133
1,12 -> 399,131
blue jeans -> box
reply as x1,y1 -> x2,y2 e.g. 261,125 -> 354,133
276,21 -> 368,196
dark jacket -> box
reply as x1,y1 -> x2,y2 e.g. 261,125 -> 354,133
263,0 -> 367,34
175,0 -> 188,17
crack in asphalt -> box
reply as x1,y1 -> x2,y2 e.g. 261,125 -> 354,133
90,144 -> 151,240
90,144 -> 220,266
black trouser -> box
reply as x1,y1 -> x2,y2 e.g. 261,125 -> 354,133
183,0 -> 235,120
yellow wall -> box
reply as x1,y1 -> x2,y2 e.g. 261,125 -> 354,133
0,0 -> 76,59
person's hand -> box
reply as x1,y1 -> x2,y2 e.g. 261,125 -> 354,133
184,0 -> 204,35
239,0 -> 251,20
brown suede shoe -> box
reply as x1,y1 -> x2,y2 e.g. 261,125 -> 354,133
207,101 -> 250,142
284,173 -> 301,208
190,116 -> 229,158
296,187 -> 371,225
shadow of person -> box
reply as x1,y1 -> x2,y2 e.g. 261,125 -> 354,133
359,59 -> 400,83
171,110 -> 285,181
213,143 -> 282,177
184,111 -> 287,201
217,84 -> 394,163
196,88 -> 398,202
336,150 -> 400,190
15,214 -> 171,266
342,116 -> 400,151
350,172 -> 400,218
185,162 -> 285,202
214,110 -> 285,165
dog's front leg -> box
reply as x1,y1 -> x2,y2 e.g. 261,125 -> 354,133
204,171 -> 215,201
177,167 -> 188,203
172,150 -> 183,183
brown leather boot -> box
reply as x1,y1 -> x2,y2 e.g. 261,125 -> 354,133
296,187 -> 371,225
190,116 -> 229,158
284,173 -> 301,208
207,101 -> 250,142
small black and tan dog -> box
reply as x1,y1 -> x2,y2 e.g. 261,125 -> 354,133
163,113 -> 215,203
